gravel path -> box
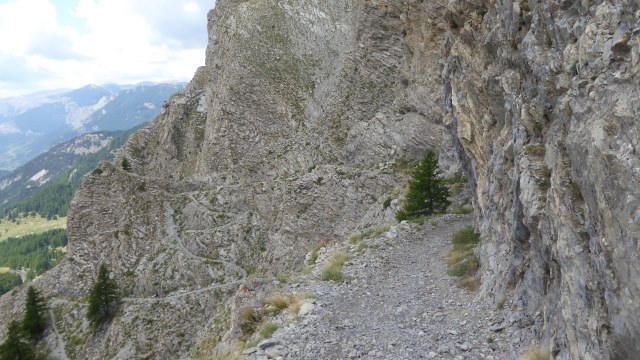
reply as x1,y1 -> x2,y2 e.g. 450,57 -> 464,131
244,215 -> 520,360
48,301 -> 70,360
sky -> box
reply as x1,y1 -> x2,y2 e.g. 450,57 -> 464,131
0,0 -> 215,98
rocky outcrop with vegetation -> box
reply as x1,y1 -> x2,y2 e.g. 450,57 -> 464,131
0,0 -> 637,359
443,1 -> 639,358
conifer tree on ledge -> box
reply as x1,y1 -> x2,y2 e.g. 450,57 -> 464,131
396,150 -> 450,221
22,286 -> 47,341
87,264 -> 119,327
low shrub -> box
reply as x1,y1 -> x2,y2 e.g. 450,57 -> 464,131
383,197 -> 392,210
239,308 -> 261,338
447,227 -> 481,290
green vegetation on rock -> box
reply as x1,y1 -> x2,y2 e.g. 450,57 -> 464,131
0,287 -> 48,359
22,287 -> 47,341
0,320 -> 37,360
447,227 -> 481,290
87,264 -> 120,327
396,151 -> 450,222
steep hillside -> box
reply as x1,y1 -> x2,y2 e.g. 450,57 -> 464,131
0,127 -> 142,220
0,1 -> 637,359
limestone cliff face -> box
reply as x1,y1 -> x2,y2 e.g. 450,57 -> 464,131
0,0 -> 460,358
0,0 -> 637,359
443,0 -> 639,358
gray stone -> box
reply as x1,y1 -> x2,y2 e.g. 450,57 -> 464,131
258,340 -> 280,350
299,303 -> 315,316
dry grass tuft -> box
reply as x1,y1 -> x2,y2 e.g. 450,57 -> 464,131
519,346 -> 549,360
265,295 -> 293,311
447,227 -> 481,290
320,252 -> 348,282
259,323 -> 279,338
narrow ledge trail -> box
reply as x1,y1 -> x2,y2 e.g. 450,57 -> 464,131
244,215 -> 528,360
48,300 -> 70,360
122,202 -> 248,304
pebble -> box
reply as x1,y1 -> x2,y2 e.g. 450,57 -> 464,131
299,303 -> 315,316
245,216 -> 532,360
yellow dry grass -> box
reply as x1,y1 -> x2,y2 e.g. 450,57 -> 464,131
519,346 -> 549,360
0,267 -> 10,274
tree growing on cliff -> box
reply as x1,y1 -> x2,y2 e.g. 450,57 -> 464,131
87,264 -> 119,326
121,157 -> 132,172
0,321 -> 36,360
396,150 -> 450,221
22,287 -> 47,340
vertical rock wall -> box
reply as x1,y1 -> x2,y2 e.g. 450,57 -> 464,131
443,1 -> 639,358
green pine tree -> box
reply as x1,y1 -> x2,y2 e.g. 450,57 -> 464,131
22,287 -> 47,341
121,158 -> 131,172
0,320 -> 36,360
87,264 -> 119,327
396,150 -> 451,221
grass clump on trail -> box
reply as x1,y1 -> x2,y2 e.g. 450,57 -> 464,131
320,252 -> 348,282
349,226 -> 390,244
307,239 -> 329,265
447,227 -> 481,290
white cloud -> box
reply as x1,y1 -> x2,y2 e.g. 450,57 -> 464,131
0,0 -> 215,98
184,1 -> 200,13
0,122 -> 21,135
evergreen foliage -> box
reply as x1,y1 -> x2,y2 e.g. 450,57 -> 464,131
0,320 -> 36,360
0,229 -> 67,295
22,287 -> 47,341
396,150 -> 450,221
87,264 -> 119,326
0,273 -> 22,296
121,158 -> 131,172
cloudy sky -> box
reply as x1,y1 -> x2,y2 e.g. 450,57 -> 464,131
0,0 -> 215,98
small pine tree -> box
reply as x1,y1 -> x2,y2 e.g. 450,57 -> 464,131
0,320 -> 36,360
396,150 -> 451,221
121,158 -> 131,172
22,287 -> 47,341
87,264 -> 119,327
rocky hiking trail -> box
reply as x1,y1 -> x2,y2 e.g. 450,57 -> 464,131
242,215 -> 525,360
123,202 -> 248,304
47,300 -> 70,360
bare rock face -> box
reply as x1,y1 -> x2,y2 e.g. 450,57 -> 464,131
443,0 -> 639,358
0,1 -> 637,359
0,0 -> 461,358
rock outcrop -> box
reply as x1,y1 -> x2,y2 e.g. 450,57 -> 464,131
0,0 -> 637,359
443,1 -> 639,358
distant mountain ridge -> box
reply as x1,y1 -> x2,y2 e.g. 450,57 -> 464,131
0,126 -> 144,220
0,82 -> 185,171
